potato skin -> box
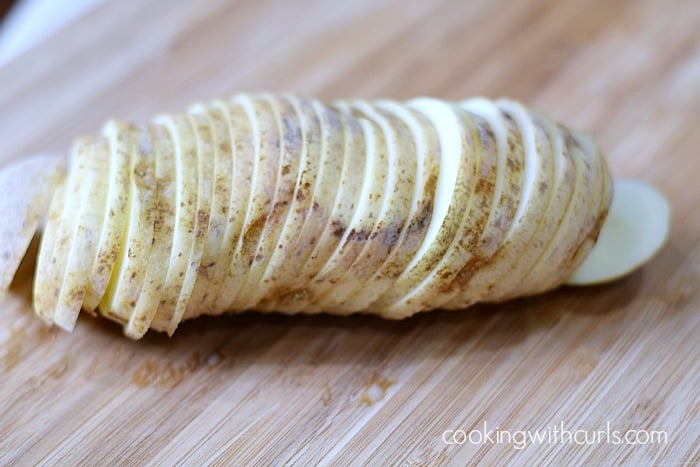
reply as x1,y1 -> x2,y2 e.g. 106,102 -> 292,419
34,95 -> 612,337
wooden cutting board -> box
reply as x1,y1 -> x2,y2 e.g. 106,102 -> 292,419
1,0 -> 698,464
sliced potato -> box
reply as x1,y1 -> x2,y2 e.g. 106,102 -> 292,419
518,125 -> 597,296
492,109 -> 577,301
382,102 -> 488,316
150,114 -> 199,332
165,113 -> 216,334
33,183 -> 65,322
183,102 -> 231,317
210,99 -> 257,314
98,126 -> 156,330
231,94 -> 290,310
303,102 -> 386,314
242,95 -> 306,307
251,96 -> 326,312
126,124 -> 176,338
551,129 -> 612,288
83,121 -> 132,314
215,95 -> 280,313
371,98 -> 473,318
566,179 -> 669,285
54,141 -> 108,330
323,100 -> 417,312
475,100 -> 556,302
440,101 -> 527,308
257,99 -> 362,313
0,153 -> 64,300
34,141 -> 86,322
367,100 -> 438,300
440,98 -> 523,308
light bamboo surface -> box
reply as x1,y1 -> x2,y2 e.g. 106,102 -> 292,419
0,0 -> 698,464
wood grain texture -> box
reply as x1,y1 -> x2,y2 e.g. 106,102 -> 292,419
1,0 -> 698,464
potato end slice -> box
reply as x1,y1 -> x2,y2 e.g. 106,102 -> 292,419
0,154 -> 65,299
566,179 -> 671,286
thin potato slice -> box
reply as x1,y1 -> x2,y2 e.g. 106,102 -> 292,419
250,96 -> 325,312
150,114 -> 199,332
440,98 -> 524,308
232,94 -> 290,310
285,99 -> 346,304
126,124 -> 176,338
566,179 -> 669,285
382,102 -> 488,316
475,100 -> 555,302
197,100 -> 253,315
0,154 -> 64,299
216,95 -> 280,312
549,129 -> 612,288
34,141 -> 86,322
243,95 -> 306,307
371,98 -> 472,317
323,100 -> 417,312
33,183 -> 65,322
519,125 -> 598,296
366,100 -> 438,300
257,99 -> 361,313
83,121 -> 132,313
494,110 -> 578,300
439,101 -> 525,308
99,126 -> 156,329
54,141 -> 108,330
210,99 -> 257,314
166,113 -> 215,334
304,102 -> 387,314
184,102 -> 232,316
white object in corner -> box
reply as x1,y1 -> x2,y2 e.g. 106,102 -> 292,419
0,0 -> 103,68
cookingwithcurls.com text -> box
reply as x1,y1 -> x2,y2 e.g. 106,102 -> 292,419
442,421 -> 668,450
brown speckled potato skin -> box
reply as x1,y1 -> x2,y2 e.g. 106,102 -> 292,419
33,94 -> 612,338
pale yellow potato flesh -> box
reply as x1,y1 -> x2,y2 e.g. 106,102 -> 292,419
372,98 -> 476,318
286,99 -> 347,310
550,130 -> 613,289
439,101 -> 524,309
149,114 -> 199,332
254,97 -> 336,313
303,103 -> 387,314
0,154 -> 64,299
216,95 -> 280,313
476,100 -> 556,303
54,141 -> 105,330
440,98 -> 523,308
167,114 -> 214,334
245,95 -> 306,308
98,126 -> 156,330
232,94 -> 291,310
34,142 -> 86,322
323,101 -> 418,312
126,125 -> 176,338
183,102 -> 235,318
518,126 -> 598,297
381,103 -> 494,317
83,121 -> 132,314
565,179 -> 663,286
210,99 -> 257,314
164,112 -> 215,334
317,100 -> 414,312
33,183 -> 66,322
500,113 -> 585,300
257,101 -> 363,314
